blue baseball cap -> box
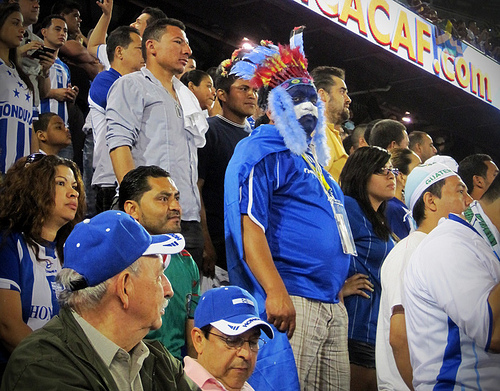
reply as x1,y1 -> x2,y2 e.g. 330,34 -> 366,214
63,211 -> 185,289
195,286 -> 274,338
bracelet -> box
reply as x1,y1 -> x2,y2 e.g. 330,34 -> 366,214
39,71 -> 50,78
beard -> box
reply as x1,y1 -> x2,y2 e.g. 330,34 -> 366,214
339,107 -> 350,124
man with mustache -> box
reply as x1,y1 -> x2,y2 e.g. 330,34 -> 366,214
186,286 -> 274,391
106,18 -> 206,269
119,165 -> 201,361
1,211 -> 199,390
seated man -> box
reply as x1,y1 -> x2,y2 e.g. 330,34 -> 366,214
1,211 -> 199,391
34,112 -> 72,155
119,165 -> 200,360
186,286 -> 274,391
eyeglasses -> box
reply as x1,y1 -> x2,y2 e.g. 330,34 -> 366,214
24,153 -> 45,167
207,331 -> 266,352
374,167 -> 399,177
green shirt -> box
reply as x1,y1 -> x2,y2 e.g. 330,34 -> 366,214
147,251 -> 200,359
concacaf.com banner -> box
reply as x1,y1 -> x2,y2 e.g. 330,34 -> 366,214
293,0 -> 500,110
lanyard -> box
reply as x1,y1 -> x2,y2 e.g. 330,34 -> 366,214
301,150 -> 358,256
301,151 -> 335,203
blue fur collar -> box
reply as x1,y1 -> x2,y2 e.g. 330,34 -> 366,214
267,86 -> 330,166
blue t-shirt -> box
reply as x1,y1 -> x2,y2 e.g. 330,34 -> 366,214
0,231 -> 61,363
385,197 -> 416,240
239,143 -> 349,303
344,196 -> 394,345
89,67 -> 121,110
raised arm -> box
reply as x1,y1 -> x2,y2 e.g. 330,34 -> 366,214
87,0 -> 113,59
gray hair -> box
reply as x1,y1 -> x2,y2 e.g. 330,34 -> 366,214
56,259 -> 142,311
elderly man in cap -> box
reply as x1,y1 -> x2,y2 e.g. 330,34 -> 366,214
185,286 -> 273,391
1,211 -> 200,391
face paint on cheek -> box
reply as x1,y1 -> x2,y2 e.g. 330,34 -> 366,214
293,102 -> 318,120
294,102 -> 318,136
287,83 -> 320,136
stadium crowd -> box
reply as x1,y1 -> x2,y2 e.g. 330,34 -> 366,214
0,0 -> 499,390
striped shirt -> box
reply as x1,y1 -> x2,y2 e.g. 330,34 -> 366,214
344,196 -> 394,345
0,60 -> 33,174
40,58 -> 71,126
0,231 -> 61,363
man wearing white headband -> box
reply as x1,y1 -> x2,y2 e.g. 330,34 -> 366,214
404,172 -> 500,389
376,162 -> 472,390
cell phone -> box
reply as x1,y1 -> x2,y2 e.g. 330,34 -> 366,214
31,46 -> 56,60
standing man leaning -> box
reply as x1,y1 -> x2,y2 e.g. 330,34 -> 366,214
106,18 -> 205,266
310,66 -> 351,182
119,166 -> 200,360
1,211 -> 199,391
198,50 -> 255,275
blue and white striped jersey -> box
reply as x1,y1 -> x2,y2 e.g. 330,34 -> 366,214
39,58 -> 71,126
0,231 -> 61,363
0,60 -> 33,174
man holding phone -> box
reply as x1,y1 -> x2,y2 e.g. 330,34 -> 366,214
39,14 -> 78,130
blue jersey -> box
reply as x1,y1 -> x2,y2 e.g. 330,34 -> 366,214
88,68 -> 121,186
385,197 -> 416,240
344,196 -> 394,345
40,58 -> 70,126
0,231 -> 61,363
225,124 -> 350,391
0,60 -> 33,174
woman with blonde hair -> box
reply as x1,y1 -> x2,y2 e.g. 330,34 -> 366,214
0,154 -> 85,376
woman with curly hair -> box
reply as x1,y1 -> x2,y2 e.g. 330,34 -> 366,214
0,154 -> 85,374
339,146 -> 397,391
0,3 -> 35,175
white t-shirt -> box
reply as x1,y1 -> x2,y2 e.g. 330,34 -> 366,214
405,215 -> 500,390
96,44 -> 110,70
376,231 -> 426,390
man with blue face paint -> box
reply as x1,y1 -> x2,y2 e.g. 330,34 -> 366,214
288,84 -> 319,137
224,39 -> 354,391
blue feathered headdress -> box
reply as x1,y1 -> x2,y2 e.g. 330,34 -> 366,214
229,28 -> 330,165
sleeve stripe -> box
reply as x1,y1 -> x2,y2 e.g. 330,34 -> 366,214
247,167 -> 266,233
0,278 -> 21,292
